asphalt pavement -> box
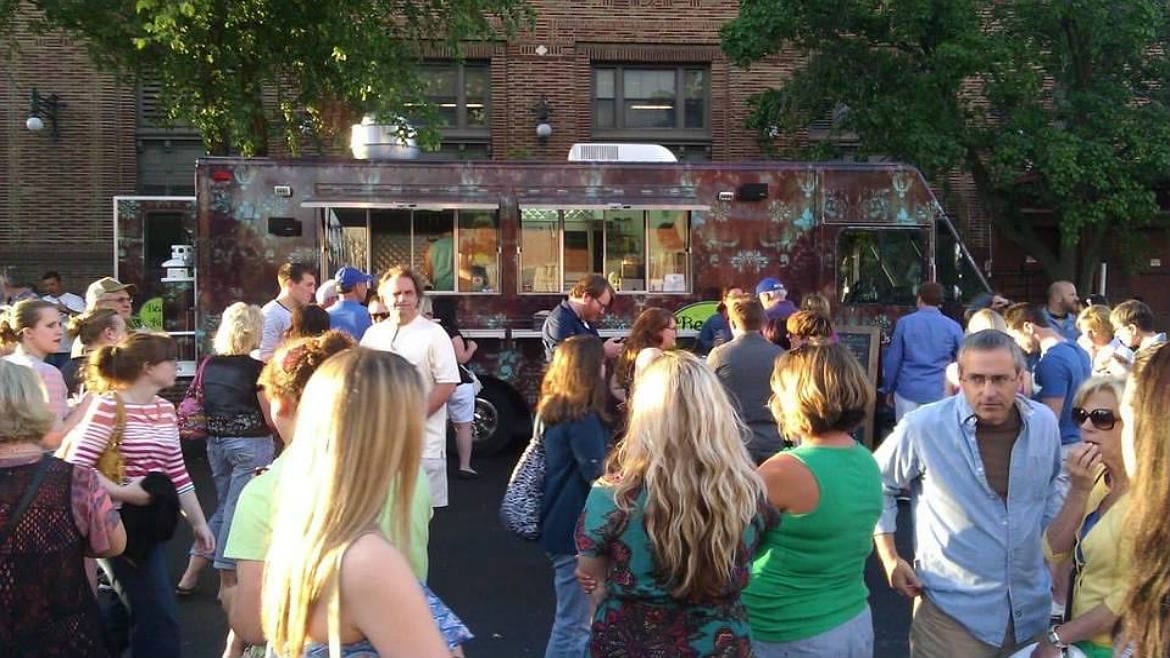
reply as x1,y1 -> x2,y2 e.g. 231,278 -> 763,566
170,441 -> 914,658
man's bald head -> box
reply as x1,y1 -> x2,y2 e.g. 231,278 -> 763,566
1046,280 -> 1079,316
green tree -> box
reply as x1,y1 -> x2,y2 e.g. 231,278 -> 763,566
722,0 -> 1170,289
2,0 -> 532,156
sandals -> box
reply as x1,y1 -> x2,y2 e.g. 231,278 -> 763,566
456,468 -> 480,480
175,584 -> 198,597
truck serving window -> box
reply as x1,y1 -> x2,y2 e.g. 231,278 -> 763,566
326,207 -> 499,294
837,230 -> 925,306
519,207 -> 691,294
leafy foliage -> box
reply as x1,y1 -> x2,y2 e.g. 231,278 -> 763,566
722,0 -> 1170,285
2,0 -> 532,156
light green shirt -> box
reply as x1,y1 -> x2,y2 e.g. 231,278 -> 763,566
223,455 -> 432,580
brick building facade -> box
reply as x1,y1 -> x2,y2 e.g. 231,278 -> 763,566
20,0 -> 1159,314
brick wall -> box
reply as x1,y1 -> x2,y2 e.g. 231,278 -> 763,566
0,0 -> 992,294
0,5 -> 138,295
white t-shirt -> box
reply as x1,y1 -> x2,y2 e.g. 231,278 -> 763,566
43,293 -> 86,353
259,299 -> 292,361
361,316 -> 460,459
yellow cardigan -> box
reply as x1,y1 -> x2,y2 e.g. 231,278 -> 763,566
1045,477 -> 1131,649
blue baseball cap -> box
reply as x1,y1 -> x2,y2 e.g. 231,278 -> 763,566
755,277 -> 786,295
334,266 -> 373,290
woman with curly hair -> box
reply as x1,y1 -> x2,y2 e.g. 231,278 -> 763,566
576,350 -> 777,657
610,307 -> 677,406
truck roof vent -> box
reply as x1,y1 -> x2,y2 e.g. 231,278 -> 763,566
568,143 -> 678,163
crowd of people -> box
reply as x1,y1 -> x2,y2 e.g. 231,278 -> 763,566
1,264 -> 1170,658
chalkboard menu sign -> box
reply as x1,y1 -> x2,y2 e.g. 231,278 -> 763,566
836,326 -> 881,448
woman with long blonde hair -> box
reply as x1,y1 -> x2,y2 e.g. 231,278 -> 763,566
261,348 -> 448,658
1120,343 -> 1170,658
576,350 -> 776,657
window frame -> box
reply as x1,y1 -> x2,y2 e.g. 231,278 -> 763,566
316,205 -> 502,296
418,61 -> 491,141
834,227 -> 928,306
517,205 -> 694,296
590,64 -> 711,142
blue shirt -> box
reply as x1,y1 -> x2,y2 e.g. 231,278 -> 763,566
327,300 -> 372,341
696,313 -> 730,355
538,413 -> 609,556
765,300 -> 797,322
541,300 -> 599,362
873,394 -> 1064,647
1032,341 -> 1092,444
1040,307 -> 1080,342
880,307 -> 964,404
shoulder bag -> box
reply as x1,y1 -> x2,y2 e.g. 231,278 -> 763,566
95,394 -> 127,484
177,356 -> 210,441
499,416 -> 546,541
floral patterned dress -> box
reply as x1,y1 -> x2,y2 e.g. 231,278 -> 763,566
575,483 -> 778,658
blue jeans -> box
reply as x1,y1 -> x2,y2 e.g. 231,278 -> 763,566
753,605 -> 873,658
102,544 -> 181,658
194,435 -> 274,569
545,553 -> 591,658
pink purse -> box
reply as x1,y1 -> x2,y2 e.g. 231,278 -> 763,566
177,357 -> 210,441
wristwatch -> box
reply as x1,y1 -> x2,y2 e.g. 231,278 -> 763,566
1047,624 -> 1069,649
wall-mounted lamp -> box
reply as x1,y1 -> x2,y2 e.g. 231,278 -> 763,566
27,88 -> 63,140
532,96 -> 553,144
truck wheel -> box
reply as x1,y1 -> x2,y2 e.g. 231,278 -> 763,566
472,382 -> 516,457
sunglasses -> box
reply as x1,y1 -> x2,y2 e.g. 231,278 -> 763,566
371,312 -> 390,321
1071,407 -> 1117,431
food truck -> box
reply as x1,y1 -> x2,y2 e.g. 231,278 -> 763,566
113,153 -> 985,453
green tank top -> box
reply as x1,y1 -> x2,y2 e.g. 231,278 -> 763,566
742,443 -> 883,643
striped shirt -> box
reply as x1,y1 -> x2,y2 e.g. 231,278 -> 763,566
3,353 -> 68,421
63,394 -> 194,494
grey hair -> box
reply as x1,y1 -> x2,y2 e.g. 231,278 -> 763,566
958,329 -> 1027,373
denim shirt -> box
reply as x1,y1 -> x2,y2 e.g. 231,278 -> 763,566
873,394 -> 1064,647
880,307 -> 965,404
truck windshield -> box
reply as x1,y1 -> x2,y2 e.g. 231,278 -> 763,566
837,229 -> 925,306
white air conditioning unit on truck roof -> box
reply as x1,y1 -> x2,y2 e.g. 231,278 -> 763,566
568,143 -> 678,163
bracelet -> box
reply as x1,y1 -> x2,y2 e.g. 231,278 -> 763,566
1047,624 -> 1069,649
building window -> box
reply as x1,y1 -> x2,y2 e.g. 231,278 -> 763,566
519,207 -> 691,294
592,66 -> 709,137
137,80 -> 204,195
416,62 -> 490,158
330,208 -> 500,294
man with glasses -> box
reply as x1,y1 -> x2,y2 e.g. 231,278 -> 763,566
873,330 -> 1064,658
70,277 -> 138,358
541,274 -> 623,363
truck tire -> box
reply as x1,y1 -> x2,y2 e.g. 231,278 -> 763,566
472,381 -> 517,457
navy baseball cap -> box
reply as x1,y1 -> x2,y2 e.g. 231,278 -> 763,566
755,277 -> 786,295
334,266 -> 373,289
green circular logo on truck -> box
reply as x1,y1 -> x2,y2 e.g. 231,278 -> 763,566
674,301 -> 718,333
138,297 -> 164,331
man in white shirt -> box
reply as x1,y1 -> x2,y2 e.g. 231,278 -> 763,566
361,266 -> 460,508
258,262 -> 317,361
40,271 -> 86,367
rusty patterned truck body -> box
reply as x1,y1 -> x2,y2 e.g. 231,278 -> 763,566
114,157 -> 981,452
